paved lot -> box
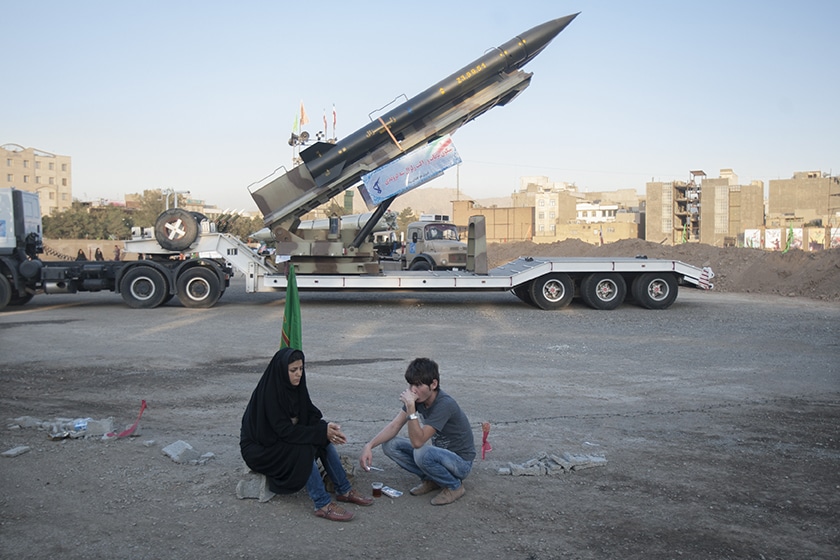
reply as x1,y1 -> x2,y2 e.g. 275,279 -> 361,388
1,279 -> 838,559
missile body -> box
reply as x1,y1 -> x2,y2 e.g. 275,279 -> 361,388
251,13 -> 578,232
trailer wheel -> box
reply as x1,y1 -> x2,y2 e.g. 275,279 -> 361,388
632,272 -> 678,310
529,273 -> 574,310
177,267 -> 222,308
120,267 -> 168,309
0,276 -> 11,310
581,273 -> 626,310
155,208 -> 199,251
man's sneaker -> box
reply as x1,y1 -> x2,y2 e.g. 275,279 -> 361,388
430,485 -> 465,505
314,502 -> 354,522
410,479 -> 441,496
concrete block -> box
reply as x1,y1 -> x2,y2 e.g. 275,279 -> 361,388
236,473 -> 276,502
2,446 -> 31,458
162,440 -> 200,463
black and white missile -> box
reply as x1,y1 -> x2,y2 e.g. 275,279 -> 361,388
251,13 -> 579,233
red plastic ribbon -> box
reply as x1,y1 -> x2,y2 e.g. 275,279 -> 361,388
481,421 -> 492,460
107,399 -> 147,438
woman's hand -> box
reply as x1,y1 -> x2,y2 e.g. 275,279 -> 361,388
327,422 -> 347,445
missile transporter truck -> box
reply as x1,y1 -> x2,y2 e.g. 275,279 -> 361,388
0,15 -> 714,312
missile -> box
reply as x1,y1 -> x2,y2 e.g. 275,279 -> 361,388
251,13 -> 579,233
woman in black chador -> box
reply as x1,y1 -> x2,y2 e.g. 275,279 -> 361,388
240,347 -> 372,521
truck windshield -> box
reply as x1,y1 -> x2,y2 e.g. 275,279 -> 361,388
425,224 -> 458,241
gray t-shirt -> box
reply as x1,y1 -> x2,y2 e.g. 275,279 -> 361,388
416,389 -> 475,462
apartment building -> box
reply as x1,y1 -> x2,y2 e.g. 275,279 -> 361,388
2,144 -> 72,216
646,169 -> 763,246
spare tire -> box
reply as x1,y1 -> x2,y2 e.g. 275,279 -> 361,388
155,208 -> 200,251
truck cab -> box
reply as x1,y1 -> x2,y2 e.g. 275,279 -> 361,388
404,215 -> 467,271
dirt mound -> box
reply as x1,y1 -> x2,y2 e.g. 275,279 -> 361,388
488,240 -> 840,301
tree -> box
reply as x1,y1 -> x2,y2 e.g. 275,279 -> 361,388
397,207 -> 418,235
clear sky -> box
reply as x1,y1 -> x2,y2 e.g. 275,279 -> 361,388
5,0 -> 838,212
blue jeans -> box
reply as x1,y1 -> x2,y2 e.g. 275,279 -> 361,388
305,443 -> 351,509
382,437 -> 472,490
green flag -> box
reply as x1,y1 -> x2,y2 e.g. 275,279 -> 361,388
280,264 -> 302,350
783,224 -> 794,253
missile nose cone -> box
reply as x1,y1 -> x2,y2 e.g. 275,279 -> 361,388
515,12 -> 580,68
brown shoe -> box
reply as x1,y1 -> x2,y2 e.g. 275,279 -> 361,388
314,502 -> 354,522
336,488 -> 373,506
430,485 -> 465,505
409,479 -> 441,496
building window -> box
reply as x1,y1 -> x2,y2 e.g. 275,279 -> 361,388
49,177 -> 55,185
6,159 -> 11,167
538,199 -> 545,207
61,193 -> 68,201
36,176 -> 41,184
23,160 -> 29,168
549,211 -> 555,219
538,224 -> 545,232
61,164 -> 67,171
6,174 -> 12,182
23,175 -> 29,183
550,224 -> 556,232
538,212 -> 545,220
49,191 -> 55,200
62,178 -> 67,186
549,199 -> 556,206
35,161 -> 41,169
49,162 -> 54,170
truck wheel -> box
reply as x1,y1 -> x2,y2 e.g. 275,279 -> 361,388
0,276 -> 11,310
8,292 -> 34,306
176,267 -> 222,308
155,208 -> 199,251
120,266 -> 168,309
632,273 -> 678,310
581,273 -> 626,310
528,273 -> 574,310
409,260 -> 432,271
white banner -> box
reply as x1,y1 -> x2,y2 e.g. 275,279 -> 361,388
360,135 -> 461,207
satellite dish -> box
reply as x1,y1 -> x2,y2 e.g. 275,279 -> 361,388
299,131 -> 310,143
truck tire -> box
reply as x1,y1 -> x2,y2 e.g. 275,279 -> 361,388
409,260 -> 432,271
155,208 -> 199,251
8,292 -> 34,306
632,272 -> 678,310
120,266 -> 168,309
0,275 -> 11,310
176,267 -> 222,308
528,273 -> 574,310
580,272 -> 626,310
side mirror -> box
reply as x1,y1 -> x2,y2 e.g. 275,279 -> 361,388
412,232 -> 418,243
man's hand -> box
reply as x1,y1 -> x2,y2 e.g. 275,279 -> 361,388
359,445 -> 373,471
400,388 -> 418,412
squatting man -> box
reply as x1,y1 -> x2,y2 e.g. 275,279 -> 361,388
359,357 -> 475,505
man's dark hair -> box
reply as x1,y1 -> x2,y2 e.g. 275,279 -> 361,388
404,357 -> 440,390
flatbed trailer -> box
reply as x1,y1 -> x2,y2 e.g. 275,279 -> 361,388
125,231 -> 713,311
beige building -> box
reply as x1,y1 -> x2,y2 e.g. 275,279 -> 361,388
767,170 -> 840,227
646,169 -> 763,246
2,144 -> 72,216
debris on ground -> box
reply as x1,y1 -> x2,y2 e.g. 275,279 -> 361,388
499,451 -> 607,476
